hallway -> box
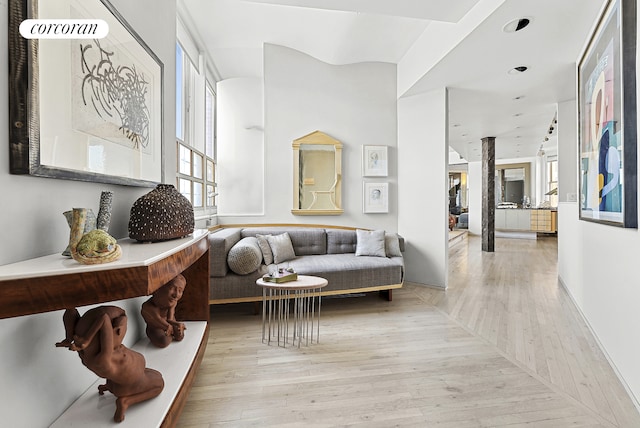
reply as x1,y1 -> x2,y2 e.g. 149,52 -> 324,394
413,235 -> 640,427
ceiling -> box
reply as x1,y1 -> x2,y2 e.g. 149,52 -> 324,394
179,0 -> 607,162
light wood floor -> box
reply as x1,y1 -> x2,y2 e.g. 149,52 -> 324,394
177,235 -> 640,427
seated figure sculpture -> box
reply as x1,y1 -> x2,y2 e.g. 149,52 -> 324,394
56,306 -> 164,423
141,274 -> 187,348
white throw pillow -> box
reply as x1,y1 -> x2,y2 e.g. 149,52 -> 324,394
355,229 -> 386,257
385,233 -> 402,257
255,234 -> 274,265
266,233 -> 296,264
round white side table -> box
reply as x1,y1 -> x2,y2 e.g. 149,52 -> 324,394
256,275 -> 328,347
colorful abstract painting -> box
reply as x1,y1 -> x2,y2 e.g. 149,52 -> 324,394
578,0 -> 637,227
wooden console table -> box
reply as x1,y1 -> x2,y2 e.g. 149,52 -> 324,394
0,229 -> 210,427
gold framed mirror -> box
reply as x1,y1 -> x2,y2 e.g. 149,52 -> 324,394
292,131 -> 343,215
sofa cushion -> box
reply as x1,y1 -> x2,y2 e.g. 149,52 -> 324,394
355,229 -> 386,257
266,233 -> 296,264
326,229 -> 357,254
287,229 -> 327,255
242,227 -> 326,255
287,254 -> 404,288
385,233 -> 402,257
227,237 -> 262,275
255,234 -> 274,265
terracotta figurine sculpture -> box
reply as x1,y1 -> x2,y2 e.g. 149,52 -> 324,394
141,274 -> 187,348
56,306 -> 164,423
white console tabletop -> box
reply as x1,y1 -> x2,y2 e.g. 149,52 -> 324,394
0,229 -> 209,281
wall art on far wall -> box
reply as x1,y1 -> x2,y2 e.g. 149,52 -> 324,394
363,182 -> 389,213
362,145 -> 388,177
577,0 -> 637,228
8,0 -> 164,187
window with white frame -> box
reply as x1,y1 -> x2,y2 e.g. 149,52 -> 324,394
176,42 -> 216,213
205,84 -> 217,207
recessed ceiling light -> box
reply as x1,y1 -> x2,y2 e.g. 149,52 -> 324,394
514,113 -> 523,117
508,66 -> 528,75
513,95 -> 525,100
503,17 -> 532,33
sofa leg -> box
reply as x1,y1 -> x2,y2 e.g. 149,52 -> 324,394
253,301 -> 261,315
379,290 -> 392,301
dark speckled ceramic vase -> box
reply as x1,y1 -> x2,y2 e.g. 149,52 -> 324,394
128,184 -> 194,242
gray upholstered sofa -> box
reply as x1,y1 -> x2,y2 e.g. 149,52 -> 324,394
208,225 -> 404,304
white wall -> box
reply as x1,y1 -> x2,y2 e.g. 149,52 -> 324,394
0,1 -> 176,426
398,89 -> 448,288
216,77 -> 264,215
557,99 -> 578,204
219,44 -> 399,232
467,161 -> 482,235
557,98 -> 580,301
556,22 -> 640,406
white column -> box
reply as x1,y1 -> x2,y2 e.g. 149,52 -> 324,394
467,161 -> 482,235
398,89 -> 448,288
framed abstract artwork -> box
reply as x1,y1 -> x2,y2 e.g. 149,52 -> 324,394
363,182 -> 389,214
362,145 -> 388,177
577,0 -> 637,227
8,0 -> 164,187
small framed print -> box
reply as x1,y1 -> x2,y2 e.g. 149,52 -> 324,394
362,145 -> 388,177
363,182 -> 389,213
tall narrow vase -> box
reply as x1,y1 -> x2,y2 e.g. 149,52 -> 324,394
96,191 -> 114,232
62,209 -> 96,257
68,208 -> 87,257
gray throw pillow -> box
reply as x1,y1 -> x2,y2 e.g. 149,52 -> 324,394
227,237 -> 263,275
385,233 -> 402,257
266,232 -> 296,264
355,229 -> 386,257
255,234 -> 274,265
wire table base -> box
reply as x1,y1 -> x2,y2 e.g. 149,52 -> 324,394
256,275 -> 328,348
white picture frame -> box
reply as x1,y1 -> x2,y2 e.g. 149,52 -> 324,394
363,182 -> 389,213
362,145 -> 388,177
